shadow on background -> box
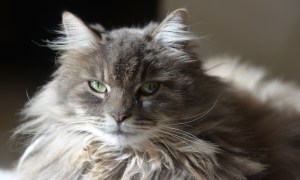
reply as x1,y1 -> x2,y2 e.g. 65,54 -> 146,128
0,0 -> 158,168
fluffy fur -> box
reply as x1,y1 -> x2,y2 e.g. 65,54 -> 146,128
13,9 -> 300,180
0,169 -> 15,180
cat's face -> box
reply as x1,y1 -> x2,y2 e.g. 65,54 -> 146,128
52,10 -> 211,147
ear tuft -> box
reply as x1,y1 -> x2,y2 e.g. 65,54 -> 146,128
48,11 -> 99,51
153,9 -> 195,51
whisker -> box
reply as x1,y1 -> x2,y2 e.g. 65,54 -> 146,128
25,89 -> 33,104
178,95 -> 220,125
155,129 -> 210,160
156,128 -> 195,146
166,127 -> 200,140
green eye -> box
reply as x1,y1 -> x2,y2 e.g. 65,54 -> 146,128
89,81 -> 107,93
140,82 -> 160,96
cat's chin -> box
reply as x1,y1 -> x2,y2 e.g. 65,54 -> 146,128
110,129 -> 135,136
97,129 -> 147,147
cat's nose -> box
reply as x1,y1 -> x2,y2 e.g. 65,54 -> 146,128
111,113 -> 131,124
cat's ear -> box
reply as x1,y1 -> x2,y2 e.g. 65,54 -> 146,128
49,12 -> 100,51
153,9 -> 194,51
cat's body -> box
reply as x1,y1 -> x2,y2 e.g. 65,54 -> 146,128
13,9 -> 300,180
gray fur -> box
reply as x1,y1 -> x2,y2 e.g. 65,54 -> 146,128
14,9 -> 300,180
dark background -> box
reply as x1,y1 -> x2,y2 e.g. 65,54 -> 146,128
0,0 -> 158,168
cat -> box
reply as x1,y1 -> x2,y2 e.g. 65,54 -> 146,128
11,9 -> 300,180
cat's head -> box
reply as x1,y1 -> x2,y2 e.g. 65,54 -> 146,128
44,9 -> 218,147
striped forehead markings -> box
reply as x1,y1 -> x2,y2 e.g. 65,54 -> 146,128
113,56 -> 142,81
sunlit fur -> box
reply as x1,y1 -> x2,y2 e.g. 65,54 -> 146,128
13,9 -> 300,180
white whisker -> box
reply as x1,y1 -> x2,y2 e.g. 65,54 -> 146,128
178,95 -> 220,125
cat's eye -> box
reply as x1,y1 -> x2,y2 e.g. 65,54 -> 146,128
89,81 -> 107,93
139,82 -> 160,96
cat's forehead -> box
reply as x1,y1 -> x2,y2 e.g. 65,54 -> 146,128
109,28 -> 146,42
103,28 -> 149,84
109,29 -> 149,53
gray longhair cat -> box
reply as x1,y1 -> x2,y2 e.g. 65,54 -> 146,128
13,9 -> 300,180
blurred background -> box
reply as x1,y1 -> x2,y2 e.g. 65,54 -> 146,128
0,0 -> 299,169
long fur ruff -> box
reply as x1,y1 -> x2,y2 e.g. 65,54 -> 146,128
14,57 -> 300,179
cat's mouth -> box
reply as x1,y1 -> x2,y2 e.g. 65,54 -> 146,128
112,129 -> 134,136
106,127 -> 135,137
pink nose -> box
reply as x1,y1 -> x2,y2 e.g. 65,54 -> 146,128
112,113 -> 130,124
